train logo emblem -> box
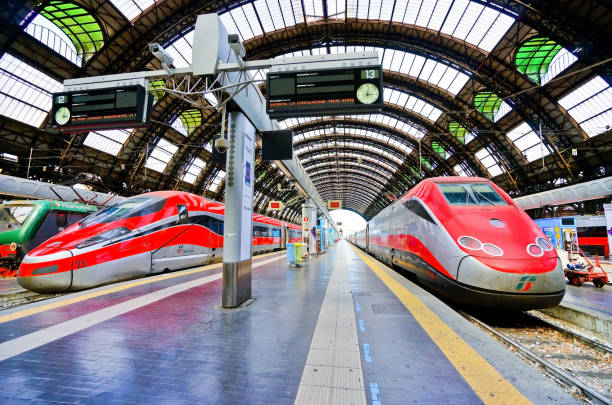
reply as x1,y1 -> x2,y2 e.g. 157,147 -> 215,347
515,276 -> 537,291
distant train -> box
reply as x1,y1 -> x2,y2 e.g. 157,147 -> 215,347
576,216 -> 610,259
18,191 -> 301,293
347,177 -> 566,310
0,200 -> 97,277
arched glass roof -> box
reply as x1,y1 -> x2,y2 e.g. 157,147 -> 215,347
293,126 -> 415,153
220,0 -> 515,52
281,113 -> 426,139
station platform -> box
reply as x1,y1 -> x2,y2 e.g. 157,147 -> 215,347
0,242 -> 577,404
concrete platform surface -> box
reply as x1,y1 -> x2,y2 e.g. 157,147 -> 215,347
0,242 -> 577,404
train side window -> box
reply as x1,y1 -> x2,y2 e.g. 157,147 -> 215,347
403,199 -> 435,224
177,205 -> 188,224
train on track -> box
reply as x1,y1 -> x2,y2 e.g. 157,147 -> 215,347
0,200 -> 97,277
346,177 -> 566,310
17,191 -> 301,293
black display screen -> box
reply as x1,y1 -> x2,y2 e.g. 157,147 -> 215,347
51,85 -> 151,131
266,65 -> 383,119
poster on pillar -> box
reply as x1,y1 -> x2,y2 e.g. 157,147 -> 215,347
604,204 -> 612,260
241,131 -> 254,261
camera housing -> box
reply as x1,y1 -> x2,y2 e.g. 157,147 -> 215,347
149,43 -> 174,66
228,34 -> 246,59
214,137 -> 229,154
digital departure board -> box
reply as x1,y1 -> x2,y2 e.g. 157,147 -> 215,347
266,66 -> 383,119
51,85 -> 152,131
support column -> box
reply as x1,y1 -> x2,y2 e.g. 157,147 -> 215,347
302,199 -> 317,259
222,111 -> 255,308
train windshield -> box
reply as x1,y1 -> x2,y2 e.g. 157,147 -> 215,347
0,205 -> 34,231
438,183 -> 507,206
79,197 -> 164,226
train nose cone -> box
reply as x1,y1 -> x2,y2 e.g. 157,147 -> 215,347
17,249 -> 73,293
457,255 -> 566,294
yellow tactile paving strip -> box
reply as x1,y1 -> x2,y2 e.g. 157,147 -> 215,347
0,250 -> 284,324
350,244 -> 532,405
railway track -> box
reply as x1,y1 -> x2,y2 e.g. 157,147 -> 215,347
460,310 -> 612,404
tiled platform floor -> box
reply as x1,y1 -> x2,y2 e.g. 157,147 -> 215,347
0,242 -> 577,404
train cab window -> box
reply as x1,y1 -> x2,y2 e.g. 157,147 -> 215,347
55,212 -> 67,229
438,183 -> 507,206
0,205 -> 34,231
80,197 -> 165,226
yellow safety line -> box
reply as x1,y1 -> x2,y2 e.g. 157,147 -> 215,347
349,245 -> 532,405
0,250 -> 284,324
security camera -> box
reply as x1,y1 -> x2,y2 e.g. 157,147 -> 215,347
228,34 -> 246,59
215,137 -> 229,154
149,43 -> 174,65
149,43 -> 174,73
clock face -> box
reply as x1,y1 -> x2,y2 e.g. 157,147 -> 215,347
55,106 -> 71,125
356,83 -> 380,104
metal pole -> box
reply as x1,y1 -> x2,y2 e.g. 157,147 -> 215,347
27,148 -> 32,178
418,140 -> 422,177
539,121 -> 545,169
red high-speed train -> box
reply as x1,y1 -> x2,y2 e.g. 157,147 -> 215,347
18,191 -> 301,293
347,177 -> 566,310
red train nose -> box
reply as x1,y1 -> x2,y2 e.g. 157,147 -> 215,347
18,249 -> 73,293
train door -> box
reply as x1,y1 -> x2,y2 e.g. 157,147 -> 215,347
365,224 -> 369,251
281,224 -> 287,249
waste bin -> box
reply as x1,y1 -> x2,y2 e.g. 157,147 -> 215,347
287,243 -> 303,267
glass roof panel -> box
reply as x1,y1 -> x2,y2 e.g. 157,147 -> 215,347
220,0 -> 514,51
448,122 -> 476,144
384,88 -> 442,121
558,76 -> 612,138
26,14 -> 81,65
207,170 -> 226,192
83,129 -> 131,156
541,48 -> 577,85
108,0 -> 155,21
145,138 -> 178,173
0,53 -> 63,127
149,79 -> 165,103
183,157 -> 206,184
475,147 -> 504,177
40,1 -> 104,61
506,122 -> 550,163
164,30 -> 194,68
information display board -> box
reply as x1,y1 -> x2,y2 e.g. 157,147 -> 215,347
51,85 -> 152,131
266,66 -> 383,118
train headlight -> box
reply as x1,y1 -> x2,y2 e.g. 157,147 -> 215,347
527,243 -> 543,257
536,237 -> 553,251
458,236 -> 482,250
9,242 -> 17,251
482,243 -> 503,257
75,227 -> 130,249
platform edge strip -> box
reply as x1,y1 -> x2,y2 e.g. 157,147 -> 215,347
349,244 -> 533,405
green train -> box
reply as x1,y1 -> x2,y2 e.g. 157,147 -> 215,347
0,200 -> 97,277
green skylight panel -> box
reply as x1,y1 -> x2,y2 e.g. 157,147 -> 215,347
431,142 -> 446,159
448,122 -> 476,144
149,80 -> 165,103
516,37 -> 563,85
172,109 -> 201,136
474,91 -> 512,122
40,1 -> 104,61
